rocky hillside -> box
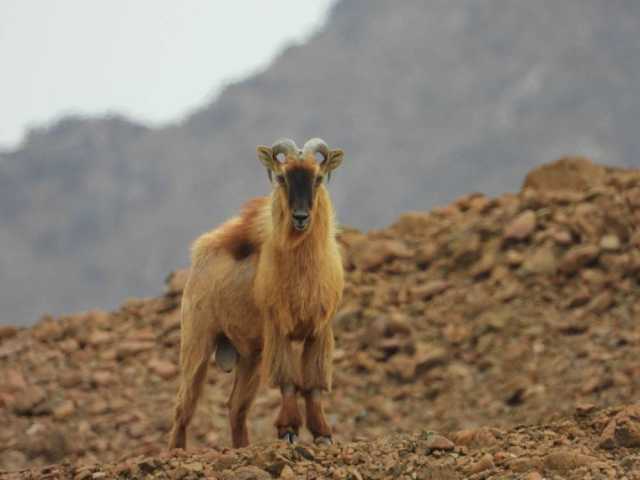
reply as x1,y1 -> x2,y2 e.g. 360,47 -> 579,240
3,0 -> 640,325
1,159 -> 639,478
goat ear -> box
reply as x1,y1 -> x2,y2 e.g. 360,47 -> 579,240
257,146 -> 279,172
322,149 -> 344,173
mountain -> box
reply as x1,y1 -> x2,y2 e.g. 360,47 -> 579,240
2,0 -> 640,324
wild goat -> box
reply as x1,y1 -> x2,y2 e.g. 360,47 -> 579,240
168,138 -> 345,449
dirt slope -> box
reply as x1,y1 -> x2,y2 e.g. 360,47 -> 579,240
3,405 -> 640,479
1,158 -> 639,478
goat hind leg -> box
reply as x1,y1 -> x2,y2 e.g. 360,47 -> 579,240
228,353 -> 260,448
168,312 -> 214,449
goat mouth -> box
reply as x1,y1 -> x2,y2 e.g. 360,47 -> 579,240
292,220 -> 309,231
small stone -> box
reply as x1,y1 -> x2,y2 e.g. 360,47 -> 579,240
183,462 -> 204,472
451,428 -> 498,448
505,250 -> 524,266
588,290 -> 614,313
91,371 -> 115,386
425,433 -> 455,451
59,372 -> 83,388
87,399 -> 110,415
561,245 -> 600,274
410,280 -> 450,300
59,338 -> 79,353
10,386 -> 46,415
575,403 -> 596,416
74,470 -> 93,480
231,466 -> 272,480
4,368 -> 27,391
87,330 -> 112,346
0,325 -> 18,341
148,358 -> 178,379
525,473 -> 544,480
522,244 -> 557,275
280,465 -> 295,479
599,405 -> 640,449
600,234 -> 621,251
551,229 -> 573,245
117,341 -> 154,358
467,453 -> 495,474
53,400 -> 75,419
352,239 -> 413,271
170,467 -> 189,480
128,422 -> 147,439
544,449 -> 597,471
504,210 -> 537,240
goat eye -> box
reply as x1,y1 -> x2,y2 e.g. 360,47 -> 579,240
315,176 -> 324,185
276,175 -> 286,185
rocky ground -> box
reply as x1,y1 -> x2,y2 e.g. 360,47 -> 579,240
1,157 -> 640,479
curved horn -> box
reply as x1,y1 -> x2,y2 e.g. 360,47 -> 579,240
271,138 -> 299,161
302,138 -> 329,163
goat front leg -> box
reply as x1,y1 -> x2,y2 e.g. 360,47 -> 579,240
262,322 -> 302,443
302,324 -> 334,444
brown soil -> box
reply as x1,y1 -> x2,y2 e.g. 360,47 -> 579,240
1,157 -> 640,479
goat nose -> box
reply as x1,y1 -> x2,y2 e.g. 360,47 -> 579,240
292,210 -> 309,221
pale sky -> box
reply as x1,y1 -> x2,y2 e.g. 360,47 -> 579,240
0,1 -> 336,149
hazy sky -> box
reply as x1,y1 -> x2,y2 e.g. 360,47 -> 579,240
0,1 -> 336,149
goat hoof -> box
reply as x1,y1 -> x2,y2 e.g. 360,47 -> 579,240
280,431 -> 298,444
314,436 -> 333,446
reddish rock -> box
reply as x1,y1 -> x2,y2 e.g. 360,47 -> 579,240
0,325 -> 18,341
117,341 -> 154,358
4,368 -> 27,391
352,239 -> 413,271
53,400 -> 76,419
92,371 -> 115,386
550,228 -> 573,245
504,210 -> 537,240
410,280 -> 450,300
544,449 -> 597,471
599,405 -> 640,449
560,245 -> 600,274
10,386 -> 46,415
148,359 -> 178,379
87,330 -> 113,346
522,244 -> 557,275
523,156 -> 606,192
424,434 -> 455,451
451,428 -> 498,448
466,453 -> 495,474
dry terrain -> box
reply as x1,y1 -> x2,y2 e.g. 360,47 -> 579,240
1,158 -> 640,479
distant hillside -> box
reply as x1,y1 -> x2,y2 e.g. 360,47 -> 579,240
1,0 -> 639,324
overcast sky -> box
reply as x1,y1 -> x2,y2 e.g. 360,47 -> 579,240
0,1 -> 336,149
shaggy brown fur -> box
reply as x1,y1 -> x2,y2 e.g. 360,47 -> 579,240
168,139 -> 344,449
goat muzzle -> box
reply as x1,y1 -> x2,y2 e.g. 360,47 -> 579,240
292,209 -> 310,231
